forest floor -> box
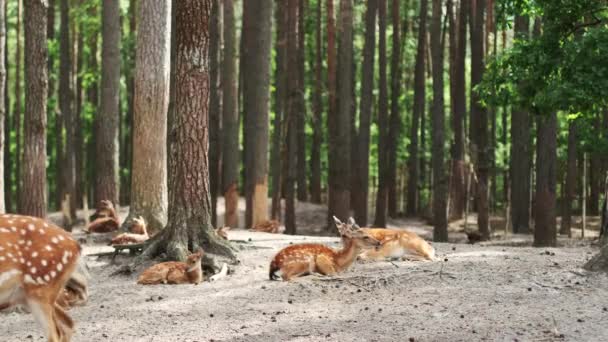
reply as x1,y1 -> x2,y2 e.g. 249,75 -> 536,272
2,199 -> 608,342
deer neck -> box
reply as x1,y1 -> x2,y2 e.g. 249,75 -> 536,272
186,261 -> 203,284
334,238 -> 361,271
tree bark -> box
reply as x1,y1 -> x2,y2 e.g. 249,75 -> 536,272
406,0 -> 427,217
534,112 -> 557,247
296,0 -> 307,202
271,0 -> 286,221
222,0 -> 239,228
285,0 -> 299,234
21,0 -> 48,218
2,0 -> 8,212
309,0 -> 323,204
121,0 -> 136,205
374,0 -> 389,228
353,0 -> 377,225
209,0 -> 222,227
510,14 -> 532,234
14,0 -> 23,212
430,0 -> 447,241
560,121 -> 577,237
127,0 -> 170,233
327,0 -> 352,231
96,0 -> 121,207
0,0 -> 5,213
242,0 -> 272,228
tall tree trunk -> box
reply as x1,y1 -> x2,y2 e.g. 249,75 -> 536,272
296,0 -> 307,202
510,14 -> 531,234
0,0 -> 5,213
222,0 -> 239,228
127,1 -> 170,233
59,0 -> 76,224
96,0 -> 121,207
21,0 -> 48,217
143,0 -> 234,261
75,13 -> 84,210
86,4 -> 99,207
209,0 -> 222,227
471,0 -> 489,240
121,0 -> 137,205
448,0 -> 467,220
430,0 -> 447,241
242,0 -> 272,228
534,112 -> 557,247
14,0 -> 23,212
327,0 -> 353,231
387,0 -> 403,218
309,0 -> 323,204
374,0 -> 389,228
46,0 -> 55,210
406,0 -> 427,217
325,0 -> 338,227
285,0 -> 299,234
353,0 -> 377,225
2,0 -> 8,212
560,121 -> 577,237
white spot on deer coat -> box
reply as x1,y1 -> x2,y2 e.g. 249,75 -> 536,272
27,224 -> 35,231
57,263 -> 63,272
51,237 -> 59,244
24,274 -> 36,285
41,260 -> 48,267
30,267 -> 37,274
31,252 -> 38,258
45,246 -> 53,252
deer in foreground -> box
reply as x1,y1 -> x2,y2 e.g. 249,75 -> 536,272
269,217 -> 381,281
109,216 -> 149,246
0,214 -> 88,342
85,200 -> 120,233
137,248 -> 204,285
356,227 -> 436,261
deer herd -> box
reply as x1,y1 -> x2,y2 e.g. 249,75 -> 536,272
1,201 -> 436,341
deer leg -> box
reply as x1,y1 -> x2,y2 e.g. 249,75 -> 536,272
27,299 -> 60,342
53,303 -> 74,342
315,255 -> 338,276
280,262 -> 312,281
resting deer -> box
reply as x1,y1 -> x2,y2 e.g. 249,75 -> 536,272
251,219 -> 284,234
86,200 -> 119,233
269,217 -> 381,281
214,226 -> 230,240
137,249 -> 204,285
357,228 -> 436,261
109,216 -> 149,246
0,214 -> 88,342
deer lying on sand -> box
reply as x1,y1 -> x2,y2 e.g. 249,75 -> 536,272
357,228 -> 436,261
214,226 -> 230,240
109,216 -> 149,246
0,214 -> 88,342
137,249 -> 204,285
269,217 -> 381,281
251,219 -> 284,234
86,200 -> 120,233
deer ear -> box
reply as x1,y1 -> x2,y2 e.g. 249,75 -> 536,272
347,217 -> 357,226
333,216 -> 343,226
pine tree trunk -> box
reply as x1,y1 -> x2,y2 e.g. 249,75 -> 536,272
271,0 -> 286,221
222,0 -> 239,228
387,0 -> 402,218
510,14 -> 532,234
14,0 -> 23,212
46,0 -> 55,210
309,0 -> 323,204
296,0 -> 307,203
209,0 -> 222,227
560,121 -> 577,237
121,0 -> 136,205
127,1 -> 170,233
534,112 -> 557,247
374,0 -> 389,228
86,4 -> 99,207
353,0 -> 377,225
96,0 -> 121,207
242,0 -> 272,228
285,0 -> 299,235
21,0 -> 48,218
0,0 -> 5,213
406,0 -> 426,217
2,0 -> 8,212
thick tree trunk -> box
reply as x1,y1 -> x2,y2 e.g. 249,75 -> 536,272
353,0 -> 377,225
95,0 -> 121,207
21,0 -> 48,218
430,0 -> 447,241
309,0 -> 323,204
271,0 -> 286,221
209,0 -> 222,227
374,0 -> 389,228
242,0 -> 272,228
510,15 -> 531,234
296,0 -> 307,202
285,0 -> 299,235
327,0 -> 352,231
86,4 -> 99,207
534,113 -> 557,247
406,0 -> 427,217
127,1 -> 170,233
222,0 -> 239,228
0,0 -> 4,213
471,0 -> 489,240
14,0 -> 23,212
560,121 -> 577,237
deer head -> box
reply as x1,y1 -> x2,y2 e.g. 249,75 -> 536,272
333,216 -> 380,250
214,226 -> 230,240
131,216 -> 148,235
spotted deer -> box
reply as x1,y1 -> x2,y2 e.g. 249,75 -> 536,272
109,216 -> 149,246
137,249 -> 204,285
0,214 -> 88,342
268,217 -> 381,281
357,228 -> 436,261
86,200 -> 119,233
251,219 -> 284,234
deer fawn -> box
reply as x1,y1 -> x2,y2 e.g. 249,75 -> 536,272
86,200 -> 119,233
269,217 -> 381,281
0,214 -> 88,342
251,219 -> 284,234
137,249 -> 204,285
357,228 -> 436,261
109,216 -> 149,246
214,226 -> 231,240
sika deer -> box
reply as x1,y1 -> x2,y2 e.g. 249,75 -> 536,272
357,228 -> 436,261
109,216 -> 149,246
86,200 -> 119,233
251,219 -> 284,234
268,217 -> 380,281
0,214 -> 87,342
137,249 -> 204,285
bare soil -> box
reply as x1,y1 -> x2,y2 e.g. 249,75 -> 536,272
2,200 -> 608,342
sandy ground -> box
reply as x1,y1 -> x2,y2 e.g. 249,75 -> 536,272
2,200 -> 608,342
